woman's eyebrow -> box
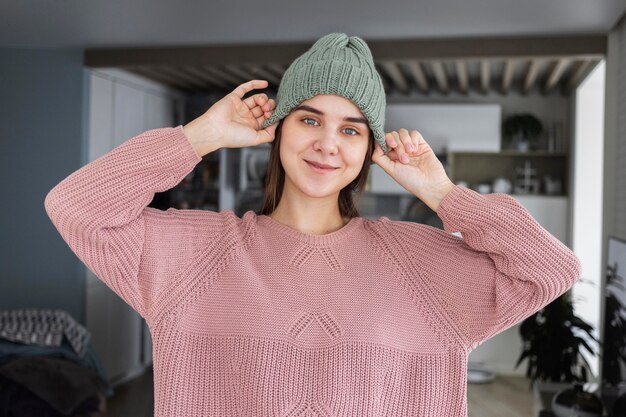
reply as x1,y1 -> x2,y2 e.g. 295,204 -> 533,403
293,105 -> 368,125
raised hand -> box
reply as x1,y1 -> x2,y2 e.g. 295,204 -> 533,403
183,80 -> 278,157
371,128 -> 455,212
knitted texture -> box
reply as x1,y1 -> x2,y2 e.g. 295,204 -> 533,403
260,32 -> 389,154
44,126 -> 581,417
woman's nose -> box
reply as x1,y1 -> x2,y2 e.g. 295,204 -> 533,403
314,130 -> 340,153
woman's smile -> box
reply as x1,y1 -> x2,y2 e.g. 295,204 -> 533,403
304,159 -> 339,174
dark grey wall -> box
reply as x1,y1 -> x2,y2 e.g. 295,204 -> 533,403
0,48 -> 87,322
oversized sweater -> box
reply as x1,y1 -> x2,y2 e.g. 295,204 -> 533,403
44,125 -> 581,417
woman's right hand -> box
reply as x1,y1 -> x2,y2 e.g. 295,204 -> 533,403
183,79 -> 278,157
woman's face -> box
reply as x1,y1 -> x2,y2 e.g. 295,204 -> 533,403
279,94 -> 370,199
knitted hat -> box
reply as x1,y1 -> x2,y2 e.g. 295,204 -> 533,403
260,32 -> 388,154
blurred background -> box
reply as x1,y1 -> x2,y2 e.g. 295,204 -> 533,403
2,1 -> 626,416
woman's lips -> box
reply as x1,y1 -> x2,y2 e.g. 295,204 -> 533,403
305,160 -> 338,173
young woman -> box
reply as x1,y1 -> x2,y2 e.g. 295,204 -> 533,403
45,33 -> 581,417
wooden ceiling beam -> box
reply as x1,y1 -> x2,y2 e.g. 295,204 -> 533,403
564,59 -> 600,94
479,60 -> 490,94
455,60 -> 469,95
243,64 -> 282,85
501,59 -> 516,94
181,66 -> 231,90
430,61 -> 449,94
127,66 -> 193,91
542,58 -> 571,94
522,59 -> 541,95
223,64 -> 259,83
156,66 -> 208,90
379,61 -> 410,94
405,60 -> 429,93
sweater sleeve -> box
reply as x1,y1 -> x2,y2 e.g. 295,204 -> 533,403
389,185 -> 581,350
44,125 -> 230,322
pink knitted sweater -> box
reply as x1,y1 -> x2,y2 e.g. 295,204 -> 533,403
44,125 -> 581,417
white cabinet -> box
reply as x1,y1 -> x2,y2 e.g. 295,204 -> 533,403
85,68 -> 184,385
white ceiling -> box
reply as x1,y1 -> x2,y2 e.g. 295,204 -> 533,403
1,0 -> 625,49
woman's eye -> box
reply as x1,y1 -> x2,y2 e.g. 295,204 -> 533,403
302,117 -> 359,136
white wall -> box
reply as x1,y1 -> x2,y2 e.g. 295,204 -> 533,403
572,60 -> 606,380
600,12 -> 626,387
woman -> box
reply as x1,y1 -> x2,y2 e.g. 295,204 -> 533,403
45,33 -> 581,417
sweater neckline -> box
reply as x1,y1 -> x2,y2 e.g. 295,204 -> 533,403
256,214 -> 363,245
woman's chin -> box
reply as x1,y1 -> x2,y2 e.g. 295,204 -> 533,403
297,182 -> 343,199
303,189 -> 339,199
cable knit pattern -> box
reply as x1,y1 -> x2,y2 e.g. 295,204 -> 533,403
44,125 -> 581,417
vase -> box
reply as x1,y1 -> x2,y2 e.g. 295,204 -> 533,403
516,136 -> 530,152
551,383 -> 604,417
510,132 -> 530,152
534,381 -> 574,412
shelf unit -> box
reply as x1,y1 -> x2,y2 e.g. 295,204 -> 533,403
448,150 -> 570,197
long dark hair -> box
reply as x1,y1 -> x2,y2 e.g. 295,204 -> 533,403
259,117 -> 375,218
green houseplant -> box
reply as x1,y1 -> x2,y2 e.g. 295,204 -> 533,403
601,259 -> 626,415
602,260 -> 626,386
502,113 -> 544,151
515,289 -> 600,410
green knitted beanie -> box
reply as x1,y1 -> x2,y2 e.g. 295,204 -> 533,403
261,32 -> 388,154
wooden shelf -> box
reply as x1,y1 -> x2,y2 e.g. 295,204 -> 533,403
448,150 -> 570,197
453,150 -> 567,157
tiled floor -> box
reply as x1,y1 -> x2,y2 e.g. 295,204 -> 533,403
104,368 -> 534,417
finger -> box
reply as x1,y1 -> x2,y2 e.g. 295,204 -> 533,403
372,142 -> 388,166
385,148 -> 400,162
372,140 -> 384,160
386,132 -> 398,149
256,122 -> 278,144
245,97 -> 274,122
255,100 -> 276,126
392,131 -> 410,164
255,110 -> 272,127
251,106 -> 264,119
371,141 -> 384,163
231,80 -> 268,100
253,98 -> 276,120
399,128 -> 415,153
409,130 -> 421,153
261,98 -> 276,116
243,93 -> 268,110
372,142 -> 393,172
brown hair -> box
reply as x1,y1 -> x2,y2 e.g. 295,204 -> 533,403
259,117 -> 375,218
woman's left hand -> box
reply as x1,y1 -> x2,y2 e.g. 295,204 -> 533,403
371,128 -> 456,213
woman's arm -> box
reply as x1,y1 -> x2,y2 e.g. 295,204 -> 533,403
388,185 -> 581,350
44,126 -> 232,323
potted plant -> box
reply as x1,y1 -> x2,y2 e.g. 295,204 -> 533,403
602,260 -> 626,386
515,289 -> 600,411
601,259 -> 626,413
502,113 -> 544,151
